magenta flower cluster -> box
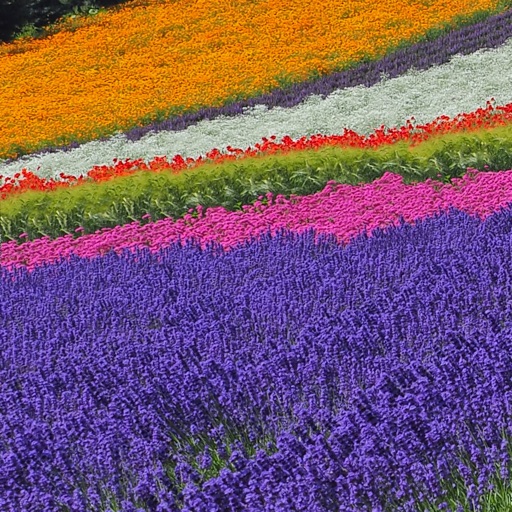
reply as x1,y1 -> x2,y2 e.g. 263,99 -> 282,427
3,168 -> 512,271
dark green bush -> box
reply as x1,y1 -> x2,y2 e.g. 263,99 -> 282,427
0,0 -> 29,42
0,0 -> 129,43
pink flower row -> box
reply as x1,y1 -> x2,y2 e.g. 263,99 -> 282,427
2,168 -> 512,271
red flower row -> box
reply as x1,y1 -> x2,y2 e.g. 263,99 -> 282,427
1,99 -> 510,201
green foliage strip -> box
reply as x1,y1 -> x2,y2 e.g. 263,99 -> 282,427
2,124 -> 512,243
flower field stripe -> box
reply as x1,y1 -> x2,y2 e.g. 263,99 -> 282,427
4,168 -> 512,271
1,3 -> 511,167
0,0 -> 501,161
2,99 -> 511,198
3,212 -> 512,509
0,125 -> 512,246
3,33 -> 512,184
3,121 -> 512,245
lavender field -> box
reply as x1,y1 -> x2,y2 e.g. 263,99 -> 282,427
2,0 -> 512,510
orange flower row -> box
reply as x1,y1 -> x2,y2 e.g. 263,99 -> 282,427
0,0 -> 499,161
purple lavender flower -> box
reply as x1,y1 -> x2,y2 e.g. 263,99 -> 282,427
2,207 -> 512,508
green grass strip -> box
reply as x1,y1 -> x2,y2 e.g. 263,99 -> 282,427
1,124 -> 512,244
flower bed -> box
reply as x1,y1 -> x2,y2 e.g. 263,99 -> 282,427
0,0 -> 501,160
3,208 -> 512,511
2,1 -> 512,510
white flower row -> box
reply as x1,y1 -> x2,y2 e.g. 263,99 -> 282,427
2,38 -> 512,183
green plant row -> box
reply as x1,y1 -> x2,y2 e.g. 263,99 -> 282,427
1,125 -> 512,244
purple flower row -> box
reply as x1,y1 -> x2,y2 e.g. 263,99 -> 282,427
4,8 -> 512,164
2,206 -> 512,510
